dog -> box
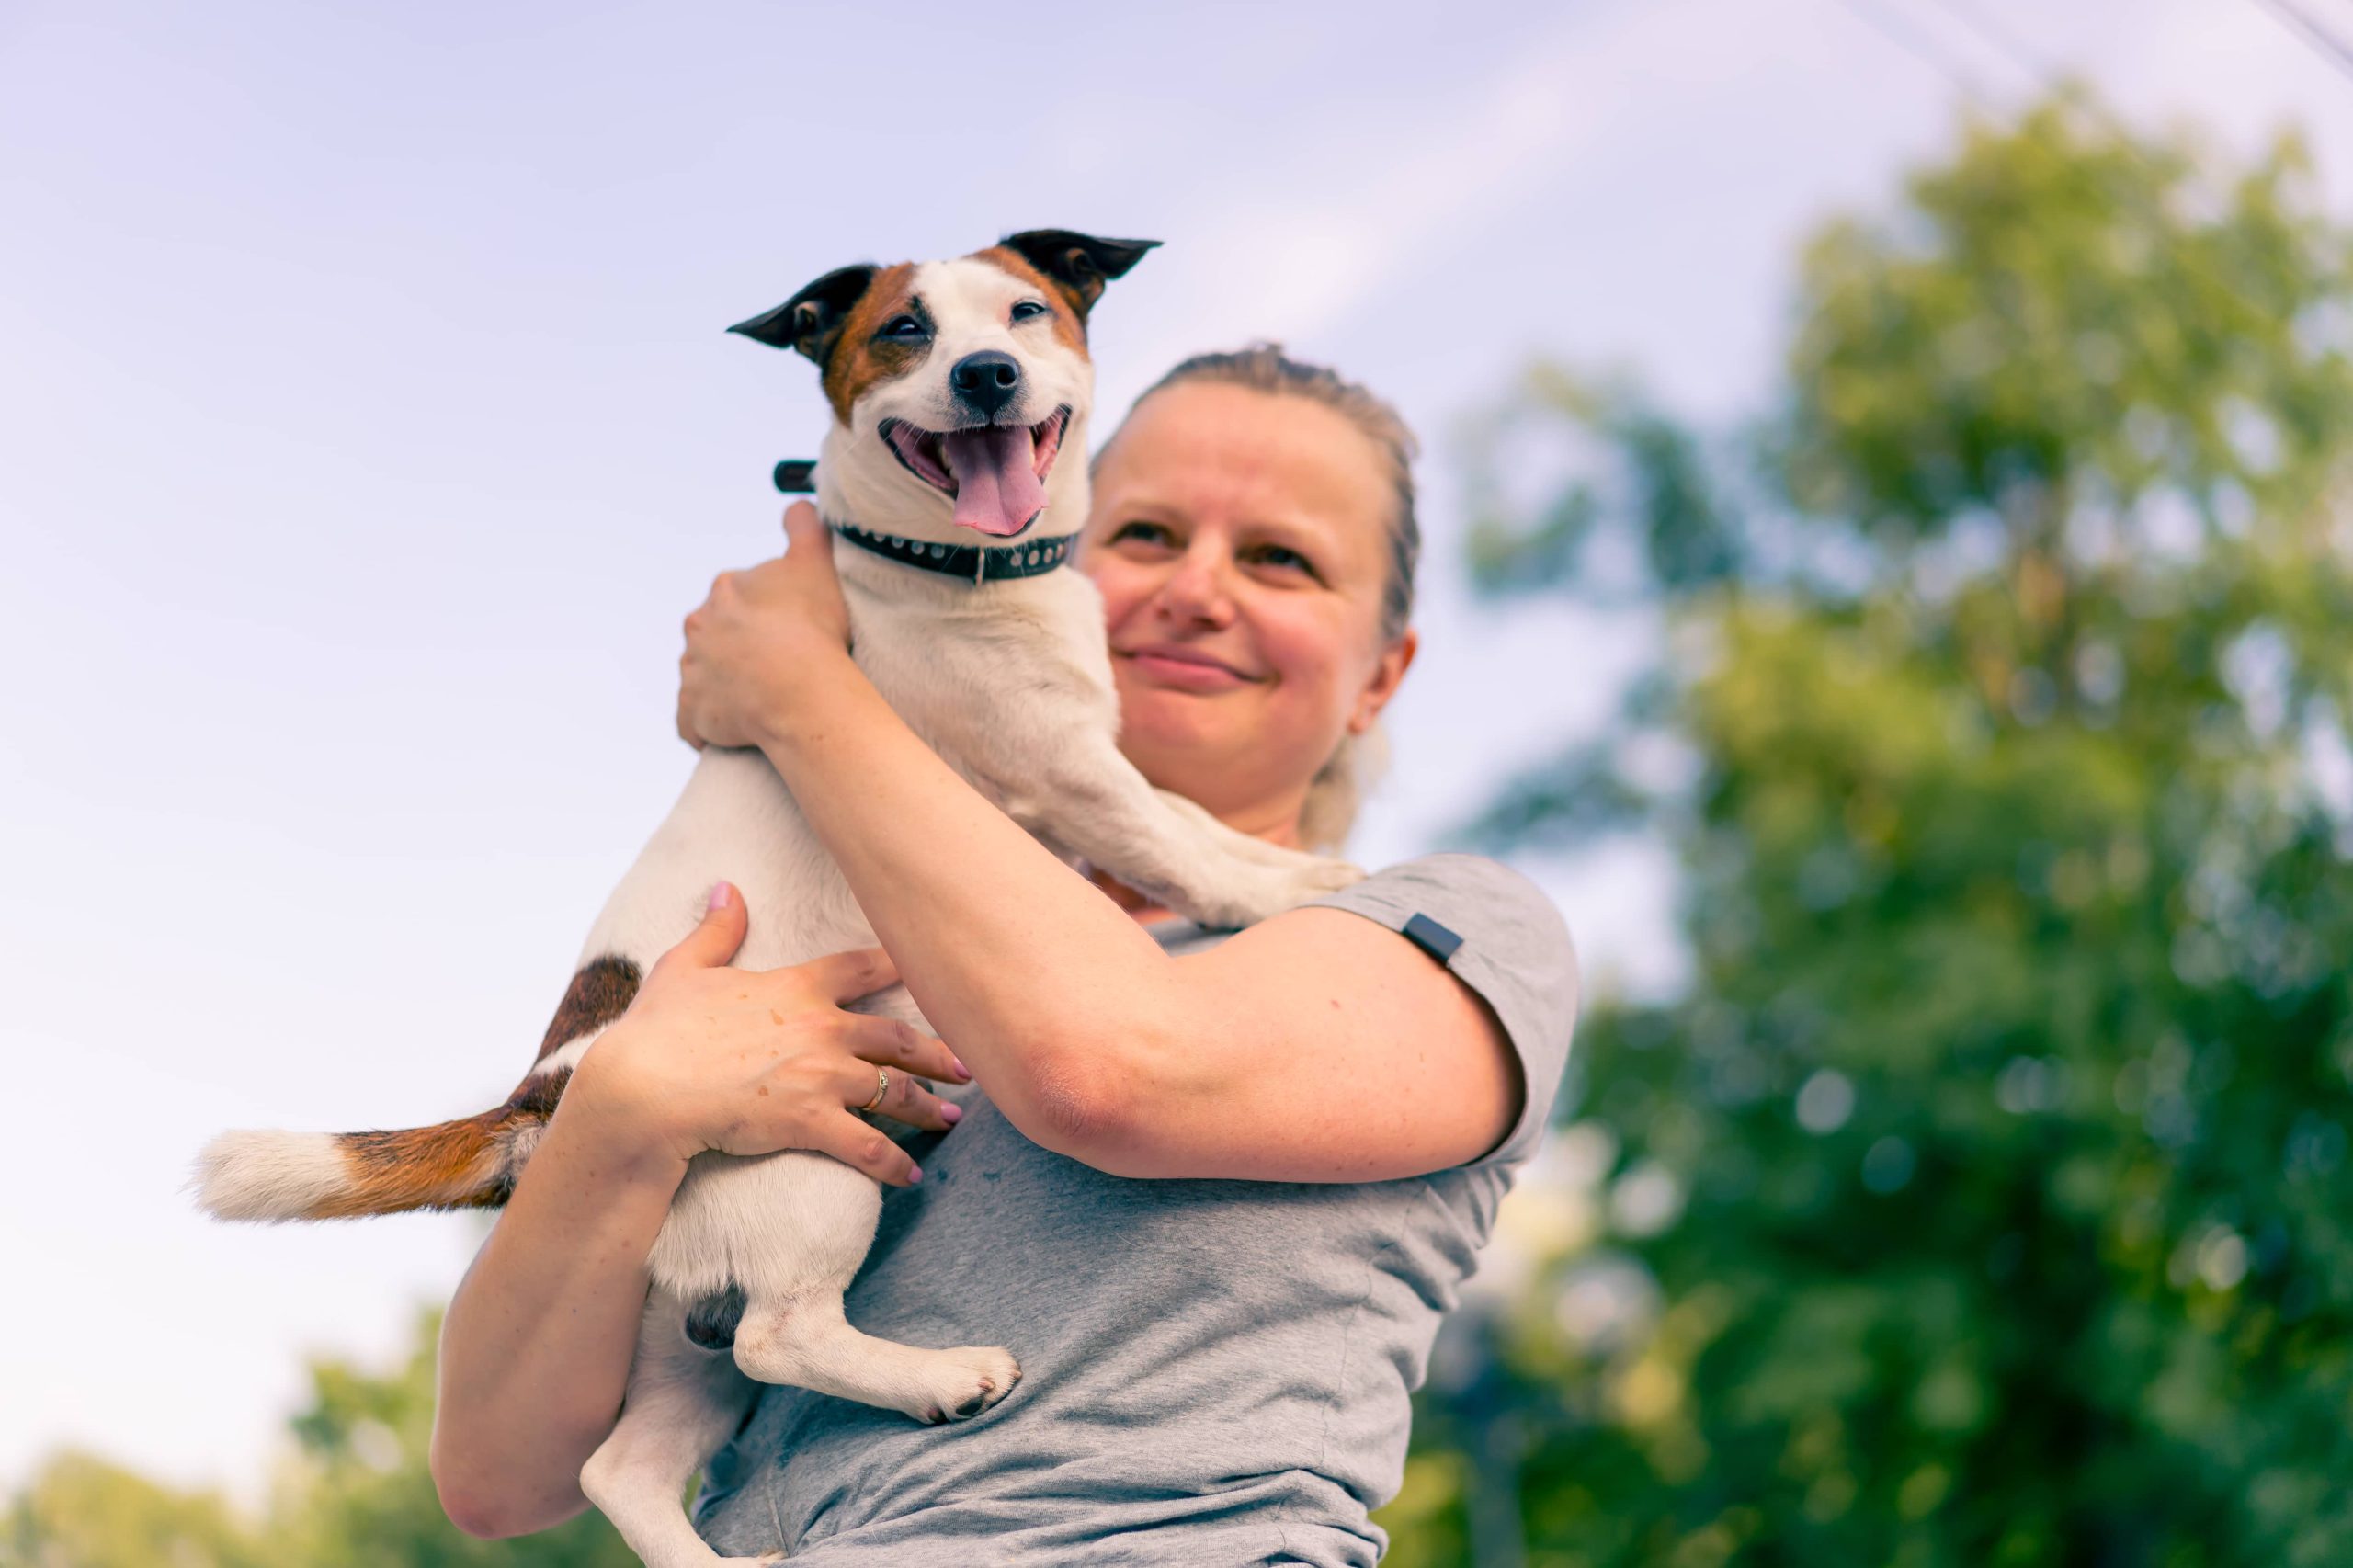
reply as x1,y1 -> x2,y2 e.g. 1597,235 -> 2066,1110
195,230 -> 1362,1567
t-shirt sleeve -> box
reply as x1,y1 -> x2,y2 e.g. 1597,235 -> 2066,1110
1305,852 -> 1580,1172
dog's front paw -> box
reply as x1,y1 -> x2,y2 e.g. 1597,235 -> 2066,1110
1276,855 -> 1367,904
1191,855 -> 1366,927
1308,855 -> 1369,892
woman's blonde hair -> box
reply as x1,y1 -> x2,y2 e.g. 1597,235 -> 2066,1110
1104,343 -> 1421,851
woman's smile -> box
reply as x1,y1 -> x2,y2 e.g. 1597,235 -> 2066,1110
1118,641 -> 1263,690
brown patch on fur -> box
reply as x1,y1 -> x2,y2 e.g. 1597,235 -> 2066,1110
820,261 -> 924,424
972,246 -> 1091,355
253,955 -> 629,1220
684,1285 -> 747,1350
321,1066 -> 576,1218
537,954 -> 642,1062
507,1065 -> 573,1119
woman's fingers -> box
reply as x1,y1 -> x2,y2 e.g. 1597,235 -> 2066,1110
799,946 -> 900,1005
652,881 -> 749,976
780,499 -> 825,551
835,1053 -> 958,1134
835,1014 -> 971,1085
809,1111 -> 924,1187
676,650 -> 708,750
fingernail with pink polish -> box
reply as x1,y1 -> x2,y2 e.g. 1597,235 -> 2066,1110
940,1103 -> 962,1126
951,1056 -> 972,1081
708,881 -> 733,912
907,1165 -> 924,1183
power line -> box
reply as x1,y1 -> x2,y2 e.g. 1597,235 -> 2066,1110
1921,0 -> 2050,93
1825,0 -> 2287,388
1824,0 -> 2000,110
2244,0 -> 2353,87
1926,0 -> 2264,177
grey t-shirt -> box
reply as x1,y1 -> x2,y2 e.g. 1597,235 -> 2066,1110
695,853 -> 1578,1565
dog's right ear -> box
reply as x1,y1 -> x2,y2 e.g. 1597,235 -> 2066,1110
728,264 -> 880,364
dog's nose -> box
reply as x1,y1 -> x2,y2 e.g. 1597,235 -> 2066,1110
951,351 -> 1022,420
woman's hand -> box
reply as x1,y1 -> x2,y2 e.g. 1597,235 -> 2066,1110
569,881 -> 969,1187
677,501 -> 853,751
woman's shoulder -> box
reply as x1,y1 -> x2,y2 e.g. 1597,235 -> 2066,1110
1312,852 -> 1576,968
1303,851 -> 1581,1173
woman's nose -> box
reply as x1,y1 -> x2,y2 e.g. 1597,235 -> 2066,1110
1155,547 -> 1237,627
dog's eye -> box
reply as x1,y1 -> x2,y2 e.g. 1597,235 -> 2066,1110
1011,301 -> 1050,323
881,315 -> 928,340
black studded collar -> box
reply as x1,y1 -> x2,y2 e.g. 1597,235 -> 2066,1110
831,522 -> 1080,585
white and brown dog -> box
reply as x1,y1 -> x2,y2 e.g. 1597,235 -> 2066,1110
194,230 -> 1359,1567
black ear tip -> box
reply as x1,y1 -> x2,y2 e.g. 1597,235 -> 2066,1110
725,312 -> 783,344
1001,230 -> 1163,263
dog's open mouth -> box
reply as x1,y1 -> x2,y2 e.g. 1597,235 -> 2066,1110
879,405 -> 1071,539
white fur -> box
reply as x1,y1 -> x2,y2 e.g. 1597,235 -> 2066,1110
191,1130 -> 349,1222
217,247 -> 1362,1567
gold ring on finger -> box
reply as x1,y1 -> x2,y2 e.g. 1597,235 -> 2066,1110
860,1066 -> 890,1114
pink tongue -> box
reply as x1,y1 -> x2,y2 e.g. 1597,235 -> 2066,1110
943,426 -> 1046,537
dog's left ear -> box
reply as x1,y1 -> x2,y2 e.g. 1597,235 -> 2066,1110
1000,230 -> 1161,318
728,263 -> 880,364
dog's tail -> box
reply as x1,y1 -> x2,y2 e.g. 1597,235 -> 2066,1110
193,1073 -> 568,1222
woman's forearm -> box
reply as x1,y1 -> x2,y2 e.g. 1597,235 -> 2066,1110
429,1072 -> 687,1539
755,659 -> 1184,1149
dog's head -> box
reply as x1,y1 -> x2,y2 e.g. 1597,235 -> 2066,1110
732,230 -> 1158,543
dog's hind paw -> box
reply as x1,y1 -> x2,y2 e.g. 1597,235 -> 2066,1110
915,1346 -> 1022,1425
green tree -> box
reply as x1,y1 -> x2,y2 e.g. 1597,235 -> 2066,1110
3,1311 -> 635,1567
268,1309 -> 636,1568
1401,94 -> 2353,1565
1,1451 -> 275,1568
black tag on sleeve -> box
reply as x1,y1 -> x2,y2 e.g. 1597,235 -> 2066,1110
1402,913 -> 1463,964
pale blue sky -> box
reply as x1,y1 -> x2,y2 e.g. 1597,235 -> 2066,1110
4,0 -> 2347,1497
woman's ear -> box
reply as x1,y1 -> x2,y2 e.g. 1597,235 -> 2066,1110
1348,629 -> 1418,734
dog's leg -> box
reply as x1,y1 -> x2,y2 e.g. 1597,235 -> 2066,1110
664,1152 -> 1022,1426
1002,733 -> 1363,928
581,1292 -> 779,1568
731,1290 -> 1020,1426
1150,786 -> 1330,869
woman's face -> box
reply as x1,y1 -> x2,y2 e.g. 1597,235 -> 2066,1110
1079,381 -> 1415,838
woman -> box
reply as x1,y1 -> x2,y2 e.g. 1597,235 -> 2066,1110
431,347 -> 1579,1566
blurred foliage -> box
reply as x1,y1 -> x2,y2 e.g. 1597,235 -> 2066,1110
1386,94 -> 2353,1566
1,1310 -> 633,1567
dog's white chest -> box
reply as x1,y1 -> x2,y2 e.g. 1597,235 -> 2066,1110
838,558 -> 1119,780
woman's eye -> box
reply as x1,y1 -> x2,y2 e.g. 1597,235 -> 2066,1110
1112,520 -> 1173,546
1253,544 -> 1315,574
1011,301 -> 1049,323
882,315 -> 927,339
